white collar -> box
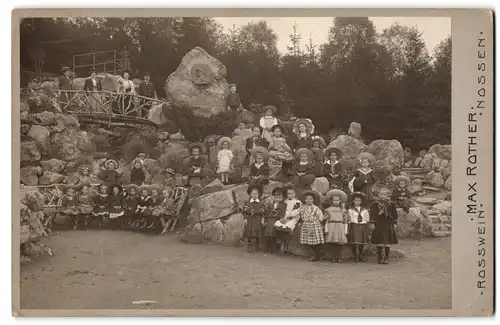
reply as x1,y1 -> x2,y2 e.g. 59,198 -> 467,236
299,161 -> 309,165
254,162 -> 264,168
250,199 -> 260,203
299,132 -> 308,138
358,168 -> 372,175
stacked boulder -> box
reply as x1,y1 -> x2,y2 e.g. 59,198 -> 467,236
396,199 -> 452,238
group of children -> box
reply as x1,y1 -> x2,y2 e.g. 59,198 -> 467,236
58,157 -> 178,235
242,183 -> 401,264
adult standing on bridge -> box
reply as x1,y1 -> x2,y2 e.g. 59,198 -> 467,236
138,72 -> 157,118
58,67 -> 72,111
83,68 -> 103,113
115,69 -> 136,115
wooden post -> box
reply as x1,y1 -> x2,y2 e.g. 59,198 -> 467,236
113,51 -> 116,75
93,53 -> 96,71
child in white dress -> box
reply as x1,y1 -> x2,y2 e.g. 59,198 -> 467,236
259,105 -> 278,142
216,137 -> 234,184
274,186 -> 302,254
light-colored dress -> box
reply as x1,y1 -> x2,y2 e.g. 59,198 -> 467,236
293,204 -> 325,245
269,137 -> 293,162
259,116 -> 278,142
273,198 -> 302,232
324,206 -> 348,244
217,149 -> 234,174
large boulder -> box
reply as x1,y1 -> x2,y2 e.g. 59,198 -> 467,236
20,186 -> 45,211
372,160 -> 392,182
165,47 -> 230,117
221,213 -> 245,246
432,201 -> 452,216
428,144 -> 452,160
419,153 -> 434,170
38,171 -> 65,185
31,111 -> 55,126
367,139 -> 405,170
40,159 -> 66,174
147,103 -> 168,125
445,176 -> 452,191
409,179 -> 423,194
20,167 -> 39,186
348,121 -> 362,139
426,171 -> 445,188
21,141 -> 41,164
442,162 -> 452,181
187,189 -> 238,224
159,141 -> 190,171
50,129 -> 93,162
21,124 -> 31,134
27,125 -> 51,155
200,178 -> 225,195
326,135 -> 367,159
311,177 -> 329,196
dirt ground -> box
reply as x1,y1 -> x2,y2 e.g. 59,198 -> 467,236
20,230 -> 451,310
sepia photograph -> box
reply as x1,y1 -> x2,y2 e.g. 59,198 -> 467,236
11,8 -> 493,316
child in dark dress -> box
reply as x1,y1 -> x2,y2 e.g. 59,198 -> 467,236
91,184 -> 109,228
245,126 -> 269,167
262,187 -> 287,254
346,191 -> 370,262
186,144 -> 207,187
273,186 -> 302,254
98,159 -> 121,186
60,185 -> 80,230
248,146 -> 270,187
77,183 -> 94,229
108,184 -> 126,230
323,147 -> 344,190
144,185 -> 164,230
242,184 -> 266,253
135,186 -> 151,228
130,159 -> 146,186
370,187 -> 399,264
292,148 -> 316,190
352,152 -> 377,206
392,175 -> 412,213
311,136 -> 326,177
124,184 -> 140,227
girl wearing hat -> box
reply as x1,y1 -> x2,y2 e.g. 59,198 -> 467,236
268,124 -> 294,177
292,148 -> 316,190
370,186 -> 399,264
77,183 -> 94,230
346,192 -> 371,262
242,184 -> 266,253
108,184 -> 126,230
83,68 -> 103,112
311,136 -> 326,177
290,190 -> 325,262
186,144 -> 207,186
352,152 -> 378,205
273,185 -> 302,254
98,159 -> 121,187
324,189 -> 349,263
92,184 -> 109,229
60,185 -> 80,230
248,146 -> 270,188
124,184 -> 140,228
216,137 -> 234,185
323,148 -> 344,190
129,159 -> 146,186
290,118 -> 314,151
262,187 -> 287,254
392,175 -> 412,213
259,105 -> 278,142
244,126 -> 269,167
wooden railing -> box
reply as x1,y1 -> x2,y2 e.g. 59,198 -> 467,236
59,89 -> 167,120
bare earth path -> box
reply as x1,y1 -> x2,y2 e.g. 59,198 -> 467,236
20,230 -> 451,310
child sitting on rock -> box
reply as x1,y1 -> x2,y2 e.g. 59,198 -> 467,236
248,146 -> 270,187
370,187 -> 399,264
92,184 -> 109,229
124,184 -> 140,228
259,105 -> 278,142
290,190 -> 325,262
216,137 -> 234,185
130,159 -> 146,186
292,148 -> 316,190
152,186 -> 175,234
60,184 -> 80,230
242,184 -> 266,253
273,185 -> 302,254
77,183 -> 94,230
311,136 -> 326,177
323,147 -> 344,190
245,126 -> 269,167
262,187 -> 287,254
268,124 -> 294,178
186,144 -> 207,187
135,186 -> 151,228
392,175 -> 412,213
108,184 -> 126,230
98,159 -> 121,187
324,189 -> 349,263
143,185 -> 164,230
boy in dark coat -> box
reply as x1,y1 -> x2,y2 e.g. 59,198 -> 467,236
242,184 -> 266,253
370,187 -> 399,264
262,187 -> 287,254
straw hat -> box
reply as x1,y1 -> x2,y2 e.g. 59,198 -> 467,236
295,148 -> 314,161
325,147 -> 343,159
262,105 -> 277,114
125,184 -> 140,194
104,159 -> 119,170
356,152 -> 376,165
293,118 -> 314,135
325,189 -> 348,203
247,184 -> 263,197
395,175 -> 410,187
301,189 -> 320,205
217,136 -> 232,149
251,146 -> 269,161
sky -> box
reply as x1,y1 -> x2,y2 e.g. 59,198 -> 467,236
214,17 -> 451,56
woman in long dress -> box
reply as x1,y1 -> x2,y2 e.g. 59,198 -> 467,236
83,68 -> 103,112
259,105 -> 278,142
115,70 -> 136,115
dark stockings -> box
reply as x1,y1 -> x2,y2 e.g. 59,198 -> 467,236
330,244 -> 343,263
377,246 -> 391,264
308,245 -> 321,262
352,244 -> 365,262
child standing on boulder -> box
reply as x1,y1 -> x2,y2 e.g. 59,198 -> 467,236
242,184 -> 266,253
346,192 -> 370,262
262,187 -> 287,254
311,136 -> 326,177
259,105 -> 278,143
186,144 -> 207,187
371,187 -> 399,264
273,185 -> 302,254
216,137 -> 234,185
324,189 -> 349,263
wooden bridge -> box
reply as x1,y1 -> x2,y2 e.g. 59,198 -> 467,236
60,90 -> 167,128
